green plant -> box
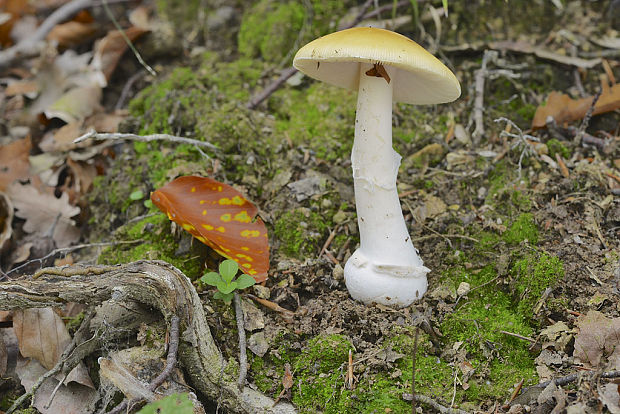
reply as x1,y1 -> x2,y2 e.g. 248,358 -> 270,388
201,259 -> 256,303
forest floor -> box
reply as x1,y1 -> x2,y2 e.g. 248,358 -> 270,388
0,1 -> 619,413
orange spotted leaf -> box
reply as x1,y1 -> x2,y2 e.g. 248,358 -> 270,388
151,176 -> 269,282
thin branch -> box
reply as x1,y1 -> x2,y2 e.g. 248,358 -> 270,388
101,0 -> 156,76
0,0 -> 94,70
233,293 -> 249,390
107,315 -> 181,414
4,240 -> 142,278
150,315 -> 181,391
74,130 -> 219,151
472,50 -> 496,145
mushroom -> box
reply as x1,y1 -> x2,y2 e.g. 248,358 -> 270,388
293,27 -> 460,307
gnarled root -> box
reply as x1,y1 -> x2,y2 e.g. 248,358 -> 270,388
0,260 -> 296,414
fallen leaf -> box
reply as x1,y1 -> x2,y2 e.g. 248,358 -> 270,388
151,176 -> 270,282
532,83 -> 620,129
0,191 -> 13,253
13,308 -> 93,388
0,136 -> 32,191
574,310 -> 620,367
7,182 -> 80,248
45,84 -> 102,123
46,21 -> 97,48
598,383 -> 620,414
5,79 -> 38,97
91,26 -> 149,83
16,356 -> 98,414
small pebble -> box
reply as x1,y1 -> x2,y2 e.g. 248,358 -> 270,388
457,281 -> 471,296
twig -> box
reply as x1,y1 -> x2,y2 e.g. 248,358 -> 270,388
44,372 -> 69,409
115,70 -> 146,110
233,293 -> 249,390
149,315 -> 180,391
472,50 -> 496,145
74,130 -> 219,151
402,393 -> 470,414
523,370 -> 620,393
412,326 -> 419,414
107,315 -> 181,414
574,87 -> 602,145
507,378 -> 524,404
499,330 -> 536,343
101,0 -> 156,76
4,240 -> 142,278
246,294 -> 295,318
320,229 -> 338,256
0,0 -> 93,70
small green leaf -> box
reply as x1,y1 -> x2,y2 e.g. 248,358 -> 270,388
235,274 -> 256,290
217,280 -> 237,294
214,291 -> 234,303
144,199 -> 153,209
219,259 -> 238,283
442,0 -> 449,16
201,272 -> 221,286
129,190 -> 144,201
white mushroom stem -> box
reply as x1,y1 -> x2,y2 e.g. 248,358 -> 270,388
344,62 -> 429,307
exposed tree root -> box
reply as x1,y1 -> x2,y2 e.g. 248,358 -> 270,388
0,260 -> 296,414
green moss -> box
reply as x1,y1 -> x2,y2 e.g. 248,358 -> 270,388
271,83 -> 356,161
97,214 -> 203,280
503,213 -> 539,245
547,138 -> 571,159
274,208 -> 330,258
238,0 -> 306,64
511,252 -> 564,319
292,334 -> 353,413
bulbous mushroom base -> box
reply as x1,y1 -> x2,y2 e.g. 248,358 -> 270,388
344,250 -> 429,308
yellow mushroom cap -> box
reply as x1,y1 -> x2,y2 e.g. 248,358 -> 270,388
293,27 -> 461,105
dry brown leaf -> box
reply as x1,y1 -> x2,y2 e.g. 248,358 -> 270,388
532,83 -> 620,129
13,308 -> 94,388
574,310 -> 620,367
45,84 -> 102,124
7,182 -> 80,247
16,356 -> 98,414
0,136 -> 32,191
0,0 -> 35,46
47,21 -> 97,48
91,26 -> 149,82
66,158 -> 97,195
5,79 -> 38,97
86,111 -> 125,132
13,308 -> 66,369
0,191 -> 13,253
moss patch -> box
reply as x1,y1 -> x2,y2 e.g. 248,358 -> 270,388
274,208 -> 330,258
503,213 -> 539,245
238,0 -> 306,64
97,214 -> 204,280
511,252 -> 564,319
